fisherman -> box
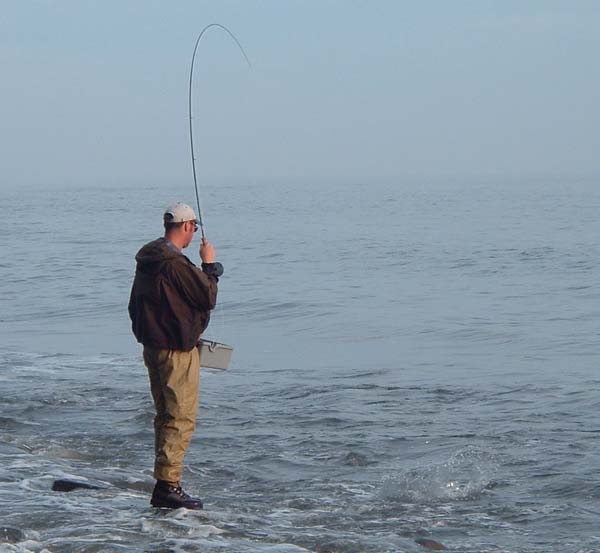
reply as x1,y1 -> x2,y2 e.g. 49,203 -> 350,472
128,202 -> 223,509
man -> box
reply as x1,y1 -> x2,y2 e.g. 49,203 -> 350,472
128,202 -> 223,509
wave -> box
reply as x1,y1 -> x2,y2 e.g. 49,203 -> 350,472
380,446 -> 498,504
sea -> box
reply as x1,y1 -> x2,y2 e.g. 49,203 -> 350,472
1,176 -> 599,553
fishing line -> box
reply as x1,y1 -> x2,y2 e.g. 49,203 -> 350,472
188,23 -> 251,240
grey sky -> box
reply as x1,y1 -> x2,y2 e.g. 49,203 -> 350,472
1,1 -> 599,189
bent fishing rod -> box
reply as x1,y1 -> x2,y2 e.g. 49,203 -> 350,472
188,23 -> 251,240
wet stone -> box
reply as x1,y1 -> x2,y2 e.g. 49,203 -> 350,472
342,451 -> 370,466
415,538 -> 447,550
51,478 -> 104,492
1,527 -> 26,543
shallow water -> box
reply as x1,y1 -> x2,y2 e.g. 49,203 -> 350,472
1,177 -> 599,552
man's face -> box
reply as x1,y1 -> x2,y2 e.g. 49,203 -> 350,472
182,220 -> 198,248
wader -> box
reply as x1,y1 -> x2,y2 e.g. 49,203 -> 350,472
143,346 -> 200,484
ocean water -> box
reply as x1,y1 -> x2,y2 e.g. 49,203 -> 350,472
1,177 -> 599,553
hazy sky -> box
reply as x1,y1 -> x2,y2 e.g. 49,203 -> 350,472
1,1 -> 599,188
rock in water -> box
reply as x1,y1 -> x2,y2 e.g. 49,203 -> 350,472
52,478 -> 103,492
1,527 -> 26,543
415,538 -> 447,550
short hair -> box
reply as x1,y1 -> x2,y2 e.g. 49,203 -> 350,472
164,221 -> 185,232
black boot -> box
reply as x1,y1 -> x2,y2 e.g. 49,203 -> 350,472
150,480 -> 203,510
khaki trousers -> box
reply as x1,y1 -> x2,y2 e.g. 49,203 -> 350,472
143,346 -> 200,484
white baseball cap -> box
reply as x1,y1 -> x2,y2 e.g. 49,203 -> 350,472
163,202 -> 198,223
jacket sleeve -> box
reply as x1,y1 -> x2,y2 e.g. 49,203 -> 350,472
201,262 -> 224,279
169,259 -> 219,311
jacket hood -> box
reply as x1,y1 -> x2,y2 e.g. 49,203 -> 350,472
135,238 -> 182,274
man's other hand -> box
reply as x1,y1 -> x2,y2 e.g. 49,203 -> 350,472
200,239 -> 216,264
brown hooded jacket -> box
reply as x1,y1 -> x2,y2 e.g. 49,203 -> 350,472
128,238 -> 222,352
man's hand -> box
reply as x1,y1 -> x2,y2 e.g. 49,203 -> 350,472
200,238 -> 216,264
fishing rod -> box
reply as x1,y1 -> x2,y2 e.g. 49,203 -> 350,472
188,23 -> 251,240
